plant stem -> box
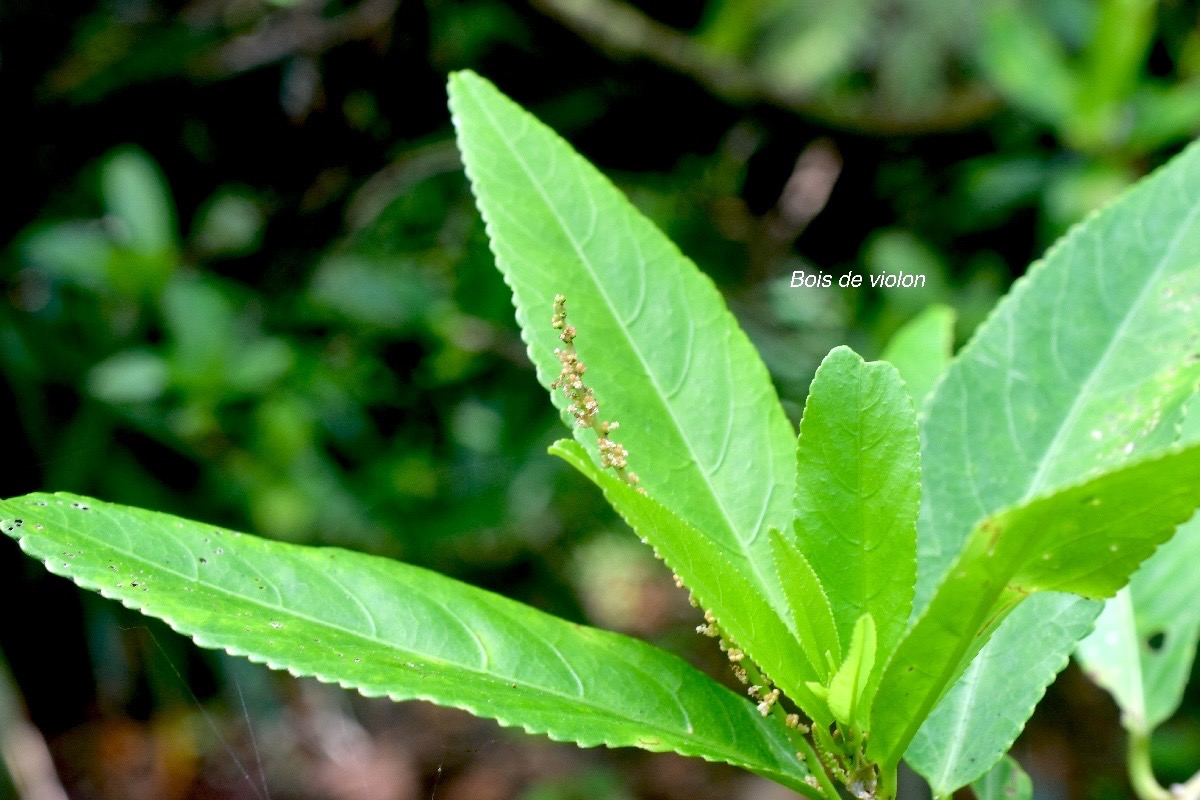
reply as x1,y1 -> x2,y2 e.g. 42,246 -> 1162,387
797,734 -> 844,800
1128,730 -> 1170,800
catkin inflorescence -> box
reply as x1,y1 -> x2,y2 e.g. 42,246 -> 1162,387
550,295 -> 645,494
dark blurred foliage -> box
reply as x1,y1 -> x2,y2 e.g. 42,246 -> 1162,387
1,0 -> 1199,798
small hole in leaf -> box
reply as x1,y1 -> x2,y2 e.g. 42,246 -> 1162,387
199,558 -> 208,564
1146,631 -> 1167,652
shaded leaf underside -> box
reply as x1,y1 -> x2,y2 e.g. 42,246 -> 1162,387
906,593 -> 1097,793
1076,512 -> 1200,734
901,136 -> 1200,786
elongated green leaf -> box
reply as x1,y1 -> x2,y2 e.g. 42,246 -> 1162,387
794,346 -> 919,667
1076,513 -> 1200,734
904,137 -> 1200,777
906,593 -> 1098,794
0,493 -> 816,793
879,305 -> 955,411
771,530 -> 841,682
449,71 -> 797,687
551,441 -> 829,723
826,613 -> 876,731
870,442 -> 1200,767
970,755 -> 1032,800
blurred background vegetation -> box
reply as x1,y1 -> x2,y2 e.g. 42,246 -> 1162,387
2,0 -> 1199,797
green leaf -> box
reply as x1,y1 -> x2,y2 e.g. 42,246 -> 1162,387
970,755 -> 1032,800
870,441 -> 1200,767
906,594 -> 1098,794
903,137 -> 1200,774
0,493 -> 815,794
1127,82 -> 1200,154
551,440 -> 829,723
1076,512 -> 1200,735
1076,588 -> 1145,725
794,346 -> 919,667
86,350 -> 170,404
102,146 -> 178,257
20,222 -> 114,290
879,305 -> 955,411
1076,0 -> 1157,148
976,2 -> 1077,127
1181,392 -> 1200,446
770,529 -> 841,683
450,74 -> 797,674
309,254 -> 437,331
826,613 -> 877,731
191,189 -> 265,258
